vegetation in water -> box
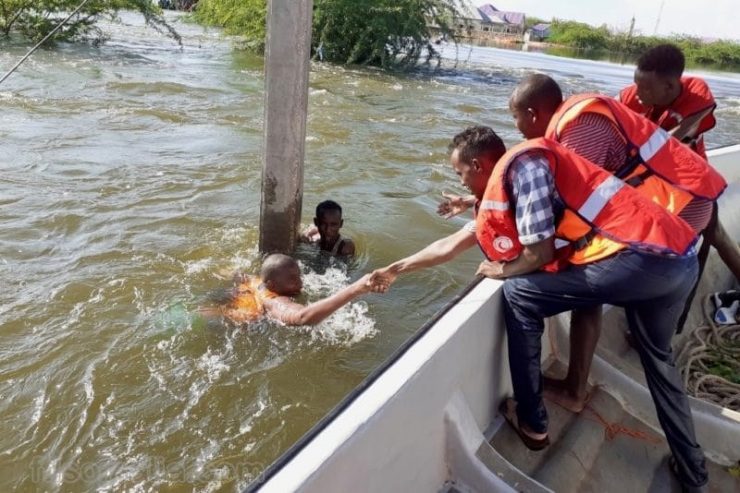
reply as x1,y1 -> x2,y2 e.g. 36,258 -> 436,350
194,0 -> 460,69
545,19 -> 740,70
0,0 -> 180,44
193,0 -> 266,51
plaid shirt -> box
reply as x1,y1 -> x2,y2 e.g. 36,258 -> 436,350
507,151 -> 562,245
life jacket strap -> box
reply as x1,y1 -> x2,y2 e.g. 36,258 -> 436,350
625,169 -> 654,187
573,229 -> 598,251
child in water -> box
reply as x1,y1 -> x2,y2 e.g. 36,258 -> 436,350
200,254 -> 383,326
301,200 -> 356,256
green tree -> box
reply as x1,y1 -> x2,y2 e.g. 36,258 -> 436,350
194,0 -> 460,69
549,20 -> 609,50
194,0 -> 266,51
0,0 -> 179,44
312,0 -> 458,68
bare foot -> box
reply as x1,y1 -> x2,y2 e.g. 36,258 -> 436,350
543,376 -> 591,413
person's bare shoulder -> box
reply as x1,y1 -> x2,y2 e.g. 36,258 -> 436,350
340,238 -> 356,256
262,295 -> 304,324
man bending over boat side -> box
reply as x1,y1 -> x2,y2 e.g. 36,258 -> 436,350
200,254 -> 385,326
371,126 -> 708,491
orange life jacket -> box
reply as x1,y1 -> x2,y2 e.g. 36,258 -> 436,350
546,94 -> 725,218
222,276 -> 279,323
619,77 -> 717,159
475,138 -> 697,272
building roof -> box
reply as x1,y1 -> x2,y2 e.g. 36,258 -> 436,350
454,2 -> 526,27
531,23 -> 551,32
467,4 -> 525,27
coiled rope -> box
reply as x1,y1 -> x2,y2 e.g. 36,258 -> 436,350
676,293 -> 740,411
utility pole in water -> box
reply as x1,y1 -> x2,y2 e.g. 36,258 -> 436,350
259,0 -> 314,253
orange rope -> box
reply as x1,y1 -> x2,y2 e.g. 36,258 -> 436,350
583,405 -> 663,445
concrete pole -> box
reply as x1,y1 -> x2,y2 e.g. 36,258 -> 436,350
259,0 -> 314,254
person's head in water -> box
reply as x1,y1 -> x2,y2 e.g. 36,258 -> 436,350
633,43 -> 684,107
449,126 -> 506,200
509,74 -> 564,139
314,200 -> 344,245
261,254 -> 302,297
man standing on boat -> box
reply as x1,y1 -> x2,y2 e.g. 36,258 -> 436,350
504,73 -> 728,414
372,125 -> 708,492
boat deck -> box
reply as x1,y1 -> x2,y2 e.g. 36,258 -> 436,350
443,361 -> 740,493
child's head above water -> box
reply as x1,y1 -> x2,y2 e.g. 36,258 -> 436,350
314,200 -> 344,243
260,253 -> 303,297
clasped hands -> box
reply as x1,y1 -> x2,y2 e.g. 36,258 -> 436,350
358,265 -> 401,294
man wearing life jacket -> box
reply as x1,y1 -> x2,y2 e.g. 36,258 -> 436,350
505,73 -> 733,418
373,126 -> 707,491
201,254 -> 383,326
619,43 -> 740,282
619,44 -> 715,159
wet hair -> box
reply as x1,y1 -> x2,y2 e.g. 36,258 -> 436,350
449,126 -> 506,165
315,200 -> 342,219
511,73 -> 563,113
637,44 -> 685,78
260,253 -> 298,282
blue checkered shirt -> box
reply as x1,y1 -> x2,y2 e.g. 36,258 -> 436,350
507,151 -> 562,245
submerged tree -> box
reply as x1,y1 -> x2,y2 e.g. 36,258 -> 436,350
194,0 -> 266,51
312,0 -> 459,68
194,0 -> 461,69
0,0 -> 180,44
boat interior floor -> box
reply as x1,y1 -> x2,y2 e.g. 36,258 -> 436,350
476,360 -> 740,493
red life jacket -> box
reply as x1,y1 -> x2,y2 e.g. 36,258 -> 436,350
222,276 -> 279,323
619,77 -> 716,159
475,138 -> 697,272
546,94 -> 726,216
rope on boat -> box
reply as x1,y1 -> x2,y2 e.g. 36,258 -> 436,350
0,0 -> 92,86
676,294 -> 740,412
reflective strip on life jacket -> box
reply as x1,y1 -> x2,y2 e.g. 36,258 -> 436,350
578,175 -> 625,222
479,199 -> 510,211
639,127 -> 670,162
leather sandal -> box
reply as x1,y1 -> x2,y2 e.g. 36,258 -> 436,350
499,398 -> 550,451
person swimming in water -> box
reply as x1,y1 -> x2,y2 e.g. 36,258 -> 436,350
200,253 -> 382,326
301,200 -> 356,257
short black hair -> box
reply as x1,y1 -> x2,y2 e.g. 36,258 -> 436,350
449,126 -> 506,165
315,200 -> 342,218
637,43 -> 685,78
511,73 -> 563,113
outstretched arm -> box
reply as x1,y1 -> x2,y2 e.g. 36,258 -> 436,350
263,274 -> 384,326
370,228 -> 477,286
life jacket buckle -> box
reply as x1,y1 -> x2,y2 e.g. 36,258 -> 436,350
624,169 -> 654,187
573,229 -> 597,251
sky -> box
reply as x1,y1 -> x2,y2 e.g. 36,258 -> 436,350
479,0 -> 738,41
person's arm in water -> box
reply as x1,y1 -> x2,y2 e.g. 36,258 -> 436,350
437,192 -> 477,219
476,238 -> 555,279
370,227 -> 477,286
299,225 -> 320,243
263,274 -> 383,326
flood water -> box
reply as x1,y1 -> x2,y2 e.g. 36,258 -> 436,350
2,12 -> 740,493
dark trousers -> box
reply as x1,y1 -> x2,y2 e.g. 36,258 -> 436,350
502,249 -> 707,487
